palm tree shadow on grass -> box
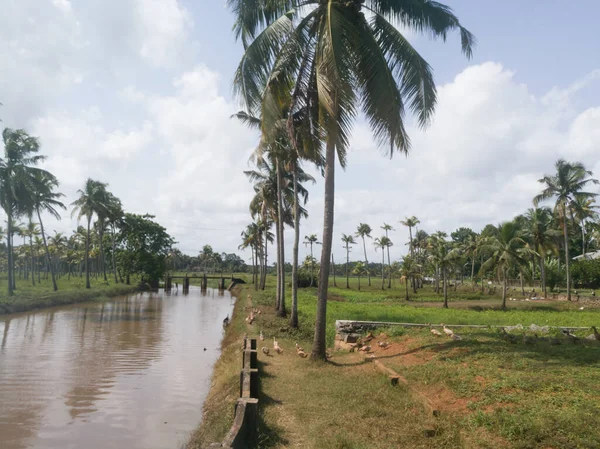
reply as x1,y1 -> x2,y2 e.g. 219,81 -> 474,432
327,334 -> 600,369
254,358 -> 288,449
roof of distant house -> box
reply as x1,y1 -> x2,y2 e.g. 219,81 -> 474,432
573,250 -> 600,261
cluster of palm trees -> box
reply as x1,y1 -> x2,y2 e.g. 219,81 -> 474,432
336,160 -> 599,311
230,0 -> 474,358
0,127 -> 137,295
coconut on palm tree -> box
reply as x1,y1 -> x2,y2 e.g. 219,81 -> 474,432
534,160 -> 598,300
230,0 -> 474,359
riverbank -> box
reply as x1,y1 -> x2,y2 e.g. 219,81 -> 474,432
189,278 -> 600,448
0,276 -> 140,314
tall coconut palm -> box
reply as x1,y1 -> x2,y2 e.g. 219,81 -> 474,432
29,170 -> 65,291
428,232 -> 460,308
0,129 -> 49,295
570,196 -> 599,257
106,194 -> 123,284
374,236 -> 392,289
303,234 -> 321,287
399,255 -> 419,300
381,223 -> 394,287
401,216 -> 420,289
355,223 -> 373,286
480,222 -> 536,310
71,179 -> 109,289
522,207 -> 559,297
534,160 -> 598,300
352,261 -> 366,291
341,233 -> 356,288
23,222 -> 39,285
231,0 -> 474,359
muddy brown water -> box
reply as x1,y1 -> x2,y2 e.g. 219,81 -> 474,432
0,287 -> 234,449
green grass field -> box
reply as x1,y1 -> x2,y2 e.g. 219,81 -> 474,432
0,273 -> 139,314
192,275 -> 600,449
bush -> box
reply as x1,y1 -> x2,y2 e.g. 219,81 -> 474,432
546,262 -> 565,291
571,259 -> 600,289
296,269 -> 318,288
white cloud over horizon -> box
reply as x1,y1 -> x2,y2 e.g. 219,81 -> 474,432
1,1 -> 599,267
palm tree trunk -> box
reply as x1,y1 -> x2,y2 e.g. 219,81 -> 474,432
29,232 -> 35,286
274,217 -> 281,308
405,275 -> 409,300
380,250 -> 384,290
362,236 -> 371,286
520,269 -> 525,296
99,228 -> 107,282
386,244 -> 392,289
309,243 -> 314,287
345,245 -> 349,289
37,209 -> 58,292
85,216 -> 91,289
6,209 -> 13,295
276,159 -> 286,317
470,256 -> 475,289
562,204 -> 571,300
332,253 -> 337,288
262,219 -> 268,290
311,138 -> 334,361
443,267 -> 448,308
111,226 -> 118,283
358,274 -> 361,290
502,268 -> 508,310
408,227 -> 414,289
540,255 -> 548,298
290,163 -> 300,328
582,221 -> 586,256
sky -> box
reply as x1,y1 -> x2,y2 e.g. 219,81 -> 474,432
1,0 -> 599,266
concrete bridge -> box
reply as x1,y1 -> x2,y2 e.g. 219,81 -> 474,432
164,274 -> 245,292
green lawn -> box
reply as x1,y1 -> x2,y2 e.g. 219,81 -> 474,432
194,275 -> 600,449
0,273 -> 139,314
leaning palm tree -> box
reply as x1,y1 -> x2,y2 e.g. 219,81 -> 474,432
231,0 -> 474,359
534,160 -> 598,300
355,223 -> 373,286
29,170 -> 65,291
480,222 -> 536,310
341,233 -> 356,288
381,223 -> 395,287
71,178 -> 108,289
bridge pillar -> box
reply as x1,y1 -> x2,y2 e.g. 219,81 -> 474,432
201,273 -> 207,290
183,276 -> 190,293
219,277 -> 225,290
165,276 -> 172,291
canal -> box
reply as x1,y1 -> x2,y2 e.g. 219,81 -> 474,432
0,287 -> 234,449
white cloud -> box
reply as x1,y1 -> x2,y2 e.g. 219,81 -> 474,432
133,0 -> 192,67
313,62 -> 600,264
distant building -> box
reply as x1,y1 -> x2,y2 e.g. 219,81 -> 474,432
573,250 -> 600,261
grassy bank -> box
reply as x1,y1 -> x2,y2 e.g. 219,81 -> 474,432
189,276 -> 600,449
0,275 -> 139,314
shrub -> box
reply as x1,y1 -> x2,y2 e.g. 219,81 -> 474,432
571,259 -> 600,289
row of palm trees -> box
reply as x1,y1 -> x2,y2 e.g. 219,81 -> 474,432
230,0 -> 475,359
1,127 -> 129,294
